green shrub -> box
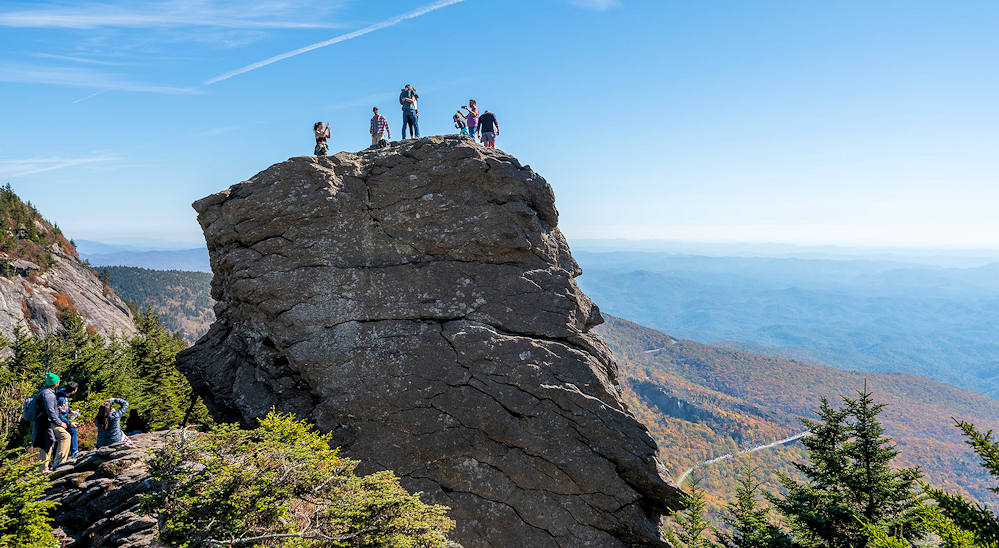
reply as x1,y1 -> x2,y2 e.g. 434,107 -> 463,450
141,410 -> 454,547
0,449 -> 58,548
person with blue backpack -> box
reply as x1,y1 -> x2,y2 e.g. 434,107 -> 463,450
29,372 -> 72,473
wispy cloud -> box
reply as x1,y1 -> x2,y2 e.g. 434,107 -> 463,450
33,52 -> 128,66
0,156 -> 119,178
0,1 -> 345,29
0,63 -> 195,94
204,0 -> 465,86
567,0 -> 621,10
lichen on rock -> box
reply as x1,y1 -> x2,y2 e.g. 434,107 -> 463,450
177,136 -> 684,547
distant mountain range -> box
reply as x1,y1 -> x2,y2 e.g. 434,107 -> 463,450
576,251 -> 999,398
76,240 -> 210,272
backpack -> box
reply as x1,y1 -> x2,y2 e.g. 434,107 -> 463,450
375,139 -> 389,149
21,392 -> 38,422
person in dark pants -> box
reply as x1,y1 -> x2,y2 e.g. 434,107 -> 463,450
31,372 -> 71,472
399,84 -> 420,138
477,110 -> 499,148
56,381 -> 80,458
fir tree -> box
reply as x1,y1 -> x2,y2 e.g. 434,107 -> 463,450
131,309 -> 203,431
664,473 -> 720,548
718,467 -> 794,548
841,387 -> 924,543
921,420 -> 999,547
768,388 -> 926,547
0,448 -> 58,547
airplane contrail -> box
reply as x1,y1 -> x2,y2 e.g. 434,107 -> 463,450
203,0 -> 466,86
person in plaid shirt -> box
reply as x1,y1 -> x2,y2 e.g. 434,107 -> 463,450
370,106 -> 391,145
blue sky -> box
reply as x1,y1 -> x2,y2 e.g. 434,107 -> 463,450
1,0 -> 997,249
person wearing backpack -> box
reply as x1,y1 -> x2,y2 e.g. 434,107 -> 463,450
30,372 -> 72,473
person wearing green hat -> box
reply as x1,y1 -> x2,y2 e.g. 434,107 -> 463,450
31,372 -> 72,472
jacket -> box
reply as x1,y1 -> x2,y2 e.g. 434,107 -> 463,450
95,398 -> 129,447
399,88 -> 418,111
31,387 -> 62,450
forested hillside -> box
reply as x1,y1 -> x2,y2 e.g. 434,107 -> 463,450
596,315 -> 999,519
100,267 -> 213,342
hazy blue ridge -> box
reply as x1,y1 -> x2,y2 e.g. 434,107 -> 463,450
576,252 -> 999,397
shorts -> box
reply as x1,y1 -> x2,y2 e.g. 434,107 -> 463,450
371,133 -> 384,145
482,131 -> 496,144
314,142 -> 328,156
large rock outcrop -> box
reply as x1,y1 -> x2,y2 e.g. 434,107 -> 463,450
0,248 -> 136,341
177,136 -> 684,547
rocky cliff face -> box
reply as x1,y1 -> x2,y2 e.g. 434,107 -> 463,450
0,249 -> 136,341
177,136 -> 684,547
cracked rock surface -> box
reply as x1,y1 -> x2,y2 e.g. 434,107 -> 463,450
177,136 -> 685,547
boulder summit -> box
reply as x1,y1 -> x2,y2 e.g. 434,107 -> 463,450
177,136 -> 684,547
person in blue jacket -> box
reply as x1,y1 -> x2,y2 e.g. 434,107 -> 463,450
56,381 -> 80,458
95,398 -> 132,448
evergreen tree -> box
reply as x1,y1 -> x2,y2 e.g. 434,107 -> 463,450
841,388 -> 924,543
0,448 -> 58,547
768,397 -> 853,547
718,467 -> 794,548
921,420 -> 999,547
664,473 -> 720,548
768,389 -> 926,547
130,309 -> 204,431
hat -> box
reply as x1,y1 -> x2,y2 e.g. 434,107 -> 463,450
44,372 -> 60,387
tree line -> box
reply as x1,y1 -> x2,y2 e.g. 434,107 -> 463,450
666,386 -> 999,548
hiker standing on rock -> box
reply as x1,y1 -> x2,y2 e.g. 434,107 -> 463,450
400,84 -> 420,138
31,372 -> 72,472
478,110 -> 499,148
95,398 -> 132,448
314,121 -> 331,156
370,107 -> 391,145
461,99 -> 478,140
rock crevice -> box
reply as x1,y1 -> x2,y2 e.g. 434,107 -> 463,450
177,136 -> 684,547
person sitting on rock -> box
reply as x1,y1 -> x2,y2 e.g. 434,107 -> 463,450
95,398 -> 133,448
453,112 -> 468,136
370,107 -> 391,146
31,372 -> 72,473
56,381 -> 81,459
399,84 -> 419,139
477,110 -> 499,148
314,121 -> 331,156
